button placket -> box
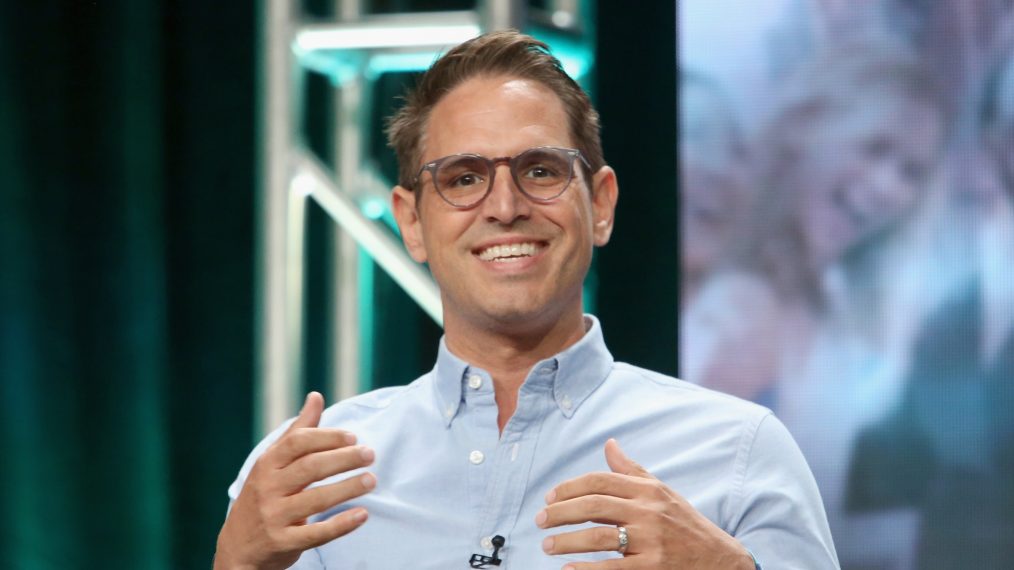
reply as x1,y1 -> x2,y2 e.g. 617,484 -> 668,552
473,387 -> 552,568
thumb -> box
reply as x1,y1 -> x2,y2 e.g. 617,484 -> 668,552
288,391 -> 325,431
604,438 -> 654,479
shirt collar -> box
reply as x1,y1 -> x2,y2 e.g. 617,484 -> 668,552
432,315 -> 614,427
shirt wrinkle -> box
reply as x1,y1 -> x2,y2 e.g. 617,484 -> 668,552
730,411 -> 771,532
345,383 -> 420,410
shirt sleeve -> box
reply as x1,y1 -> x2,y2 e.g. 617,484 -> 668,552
730,412 -> 840,569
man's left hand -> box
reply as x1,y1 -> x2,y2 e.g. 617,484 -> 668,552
536,438 -> 754,569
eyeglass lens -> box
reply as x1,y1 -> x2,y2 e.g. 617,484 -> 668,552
434,148 -> 574,206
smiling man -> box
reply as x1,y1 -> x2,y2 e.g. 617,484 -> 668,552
215,31 -> 839,569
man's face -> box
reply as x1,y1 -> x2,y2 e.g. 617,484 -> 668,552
392,75 -> 617,334
793,91 -> 941,267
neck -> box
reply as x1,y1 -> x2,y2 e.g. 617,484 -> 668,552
443,306 -> 587,432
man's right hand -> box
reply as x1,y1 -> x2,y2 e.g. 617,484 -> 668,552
214,392 -> 376,570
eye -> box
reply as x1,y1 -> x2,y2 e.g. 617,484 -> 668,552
448,172 -> 485,188
435,155 -> 489,190
516,150 -> 569,183
523,164 -> 559,179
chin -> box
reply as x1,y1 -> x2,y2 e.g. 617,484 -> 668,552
483,303 -> 544,325
478,298 -> 562,330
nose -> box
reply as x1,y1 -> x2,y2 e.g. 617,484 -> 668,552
480,162 -> 532,224
862,159 -> 919,214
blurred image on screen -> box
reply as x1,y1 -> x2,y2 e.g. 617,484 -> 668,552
680,1 -> 1014,568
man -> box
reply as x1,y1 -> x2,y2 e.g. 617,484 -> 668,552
215,31 -> 838,569
847,42 -> 1014,569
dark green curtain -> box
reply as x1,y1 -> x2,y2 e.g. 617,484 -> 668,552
595,0 -> 679,376
1,1 -> 255,567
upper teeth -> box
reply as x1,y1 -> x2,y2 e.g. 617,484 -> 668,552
478,242 -> 540,261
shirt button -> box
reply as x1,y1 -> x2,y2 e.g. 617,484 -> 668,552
467,374 -> 483,389
480,536 -> 493,550
469,450 -> 485,465
561,395 -> 573,410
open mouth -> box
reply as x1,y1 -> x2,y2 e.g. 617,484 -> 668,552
474,241 -> 546,262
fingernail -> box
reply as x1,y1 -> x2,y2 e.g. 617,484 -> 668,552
535,509 -> 547,527
359,447 -> 375,463
344,432 -> 357,445
360,472 -> 376,490
542,536 -> 554,553
544,489 -> 556,503
352,508 -> 368,523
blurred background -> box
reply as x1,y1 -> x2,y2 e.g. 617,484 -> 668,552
0,1 -> 676,567
680,0 -> 1014,568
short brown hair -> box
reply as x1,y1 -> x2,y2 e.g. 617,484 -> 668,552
386,29 -> 603,190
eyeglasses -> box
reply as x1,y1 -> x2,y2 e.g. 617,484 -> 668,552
411,146 -> 591,208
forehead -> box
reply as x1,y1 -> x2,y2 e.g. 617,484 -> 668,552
421,75 -> 571,160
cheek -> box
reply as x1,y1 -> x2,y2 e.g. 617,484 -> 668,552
418,201 -> 474,253
888,177 -> 921,212
569,202 -> 597,246
421,226 -> 459,267
789,163 -> 832,212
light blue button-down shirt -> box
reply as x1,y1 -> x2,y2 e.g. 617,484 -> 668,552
229,316 -> 839,569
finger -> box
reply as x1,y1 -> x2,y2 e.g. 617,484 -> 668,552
537,494 -> 631,528
287,506 -> 369,551
287,392 -> 325,432
268,427 -> 359,468
604,439 -> 654,480
277,445 -> 375,492
279,471 -> 377,524
547,472 -> 649,504
542,525 -> 626,556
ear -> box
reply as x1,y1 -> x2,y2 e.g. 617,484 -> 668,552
392,185 -> 428,263
590,166 -> 618,246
